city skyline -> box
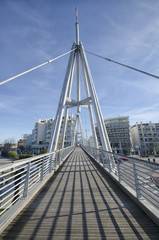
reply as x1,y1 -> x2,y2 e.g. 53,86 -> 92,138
1,0 -> 159,143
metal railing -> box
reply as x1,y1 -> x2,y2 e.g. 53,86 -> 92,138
0,146 -> 75,216
81,145 -> 159,210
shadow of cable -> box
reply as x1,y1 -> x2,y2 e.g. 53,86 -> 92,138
84,149 -> 159,239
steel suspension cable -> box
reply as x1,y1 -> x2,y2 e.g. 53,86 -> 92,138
84,50 -> 159,80
0,48 -> 76,86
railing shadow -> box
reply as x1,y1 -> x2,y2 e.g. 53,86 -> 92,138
1,154 -> 73,240
83,149 -> 159,239
2,147 -> 159,239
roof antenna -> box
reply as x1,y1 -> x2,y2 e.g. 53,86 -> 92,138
75,6 -> 79,45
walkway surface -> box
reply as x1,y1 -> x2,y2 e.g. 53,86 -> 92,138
1,147 -> 159,239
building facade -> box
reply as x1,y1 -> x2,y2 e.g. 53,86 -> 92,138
59,115 -> 76,148
31,115 -> 76,153
130,122 -> 159,155
31,118 -> 49,153
96,116 -> 131,154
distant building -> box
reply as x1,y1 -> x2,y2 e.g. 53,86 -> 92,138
31,115 -> 76,153
32,118 -> 51,153
58,115 -> 76,149
88,135 -> 95,147
18,139 -> 25,148
23,134 -> 32,147
21,134 -> 33,153
96,116 -> 131,154
130,122 -> 159,155
45,118 -> 55,146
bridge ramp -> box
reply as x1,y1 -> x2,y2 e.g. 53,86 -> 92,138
1,147 -> 159,239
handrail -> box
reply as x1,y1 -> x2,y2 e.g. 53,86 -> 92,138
0,146 -> 75,217
81,144 -> 159,211
0,151 -> 53,172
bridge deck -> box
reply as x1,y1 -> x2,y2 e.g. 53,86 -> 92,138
1,147 -> 159,239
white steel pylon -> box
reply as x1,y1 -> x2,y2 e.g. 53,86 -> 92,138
48,7 -> 112,153
74,113 -> 84,145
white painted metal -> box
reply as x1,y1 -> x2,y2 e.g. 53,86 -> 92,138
75,7 -> 80,113
76,50 -> 80,113
60,106 -> 69,149
79,115 -> 84,137
0,49 -> 76,86
48,45 -> 76,152
80,52 -> 98,148
0,146 -> 75,217
60,59 -> 75,150
48,7 -> 111,153
73,116 -> 78,146
80,42 -> 112,152
81,144 -> 159,210
74,113 -> 83,145
75,7 -> 79,45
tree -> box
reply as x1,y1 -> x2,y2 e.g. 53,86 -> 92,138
8,151 -> 19,160
2,138 -> 16,157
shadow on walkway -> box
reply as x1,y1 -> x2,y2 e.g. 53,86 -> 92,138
2,147 -> 159,240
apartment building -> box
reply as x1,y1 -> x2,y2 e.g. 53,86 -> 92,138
96,116 -> 131,154
31,115 -> 76,153
130,122 -> 159,155
32,118 -> 49,153
59,115 -> 76,148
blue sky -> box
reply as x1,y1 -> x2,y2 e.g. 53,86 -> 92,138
1,0 -> 159,143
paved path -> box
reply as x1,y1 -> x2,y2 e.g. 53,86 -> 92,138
0,155 -> 13,166
130,155 -> 159,164
1,147 -> 159,239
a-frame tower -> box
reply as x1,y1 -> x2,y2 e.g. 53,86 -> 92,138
48,8 -> 111,153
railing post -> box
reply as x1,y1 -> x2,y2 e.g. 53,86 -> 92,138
49,153 -> 52,173
117,158 -> 121,182
96,148 -> 99,163
54,151 -> 58,170
98,149 -> 101,163
107,153 -> 111,172
23,162 -> 31,198
92,147 -> 94,158
60,149 -> 63,163
92,147 -> 95,159
58,149 -> 62,165
93,147 -> 96,159
102,151 -> 106,168
133,161 -> 141,199
40,157 -> 45,182
109,153 -> 115,173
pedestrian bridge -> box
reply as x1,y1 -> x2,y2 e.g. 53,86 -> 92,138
0,146 -> 159,239
1,7 -> 159,239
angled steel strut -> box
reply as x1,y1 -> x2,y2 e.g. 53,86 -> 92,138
48,7 -> 111,153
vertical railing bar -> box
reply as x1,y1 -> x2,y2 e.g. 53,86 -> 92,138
0,146 -> 75,215
23,162 -> 31,198
133,161 -> 141,199
40,157 -> 45,182
49,154 -> 53,173
117,157 -> 121,182
58,149 -> 61,166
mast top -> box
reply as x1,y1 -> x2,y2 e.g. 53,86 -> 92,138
75,7 -> 79,45
75,7 -> 78,23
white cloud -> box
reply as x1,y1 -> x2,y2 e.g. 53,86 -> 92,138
121,78 -> 159,95
0,96 -> 24,114
122,102 -> 159,125
1,0 -> 159,142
